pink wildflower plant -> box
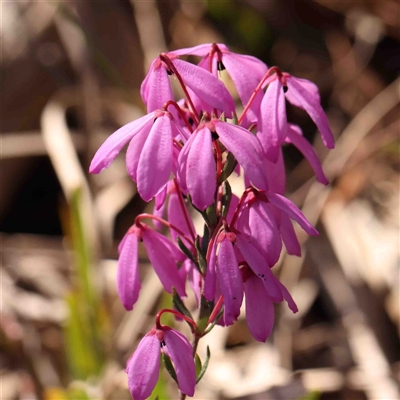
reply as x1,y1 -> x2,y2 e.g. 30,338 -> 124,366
89,42 -> 334,399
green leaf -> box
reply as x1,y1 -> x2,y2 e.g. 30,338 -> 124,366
176,237 -> 198,267
201,224 -> 210,255
195,236 -> 207,274
195,353 -> 202,377
196,295 -> 214,334
172,288 -> 193,329
162,353 -> 178,384
219,152 -> 237,183
221,180 -> 232,218
196,346 -> 211,384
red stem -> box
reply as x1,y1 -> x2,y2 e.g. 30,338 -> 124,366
238,66 -> 283,125
159,53 -> 200,125
163,100 -> 194,133
173,178 -> 196,242
135,213 -> 195,248
230,187 -> 254,227
156,308 -> 197,331
207,295 -> 224,325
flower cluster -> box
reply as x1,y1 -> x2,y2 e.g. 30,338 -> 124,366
90,43 -> 334,399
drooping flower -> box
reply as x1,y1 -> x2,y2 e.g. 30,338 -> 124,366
141,54 -> 235,117
258,72 -> 334,163
127,326 -> 196,399
117,226 -> 142,311
90,111 -> 184,202
177,119 -> 267,210
170,43 -> 268,123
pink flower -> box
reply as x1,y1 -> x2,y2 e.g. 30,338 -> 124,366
90,111 -> 184,202
141,55 -> 235,117
170,43 -> 268,123
258,73 -> 334,163
141,226 -> 187,297
241,265 -> 297,342
117,226 -> 142,311
178,119 -> 267,210
127,326 -> 196,399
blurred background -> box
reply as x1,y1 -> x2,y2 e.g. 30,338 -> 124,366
1,1 -> 399,399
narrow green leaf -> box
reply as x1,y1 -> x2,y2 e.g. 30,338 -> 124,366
219,152 -> 237,183
176,237 -> 198,267
195,236 -> 207,274
172,288 -> 193,323
201,224 -> 210,255
162,353 -> 178,384
221,180 -> 232,218
205,204 -> 218,228
195,353 -> 202,378
196,346 -> 211,384
196,295 -> 214,334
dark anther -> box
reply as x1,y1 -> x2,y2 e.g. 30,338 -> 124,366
166,69 -> 173,76
233,297 -> 236,300
283,85 -> 288,93
188,117 -> 194,125
160,340 -> 166,348
217,61 -> 226,71
211,131 -> 219,140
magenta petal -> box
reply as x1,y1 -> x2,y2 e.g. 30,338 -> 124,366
217,238 -> 243,325
276,280 -> 298,313
266,192 -> 319,236
259,78 -> 287,163
168,189 -> 195,248
286,124 -> 328,185
222,53 -> 267,122
162,328 -> 196,396
142,228 -> 186,296
127,332 -> 160,400
169,43 -> 214,57
126,126 -> 150,182
248,200 -> 282,267
245,275 -> 274,342
137,116 -> 173,201
144,62 -> 174,112
235,233 -> 282,302
285,76 -> 335,149
89,113 -> 154,174
186,127 -> 216,210
264,149 -> 286,194
117,232 -> 141,310
214,121 -> 267,190
172,59 -> 235,117
279,213 -> 302,256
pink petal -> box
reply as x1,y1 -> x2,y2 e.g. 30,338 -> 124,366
285,76 -> 335,149
168,189 -> 195,248
127,331 -> 160,400
222,53 -> 267,122
137,116 -> 173,201
247,200 -> 282,267
279,213 -> 301,256
266,192 -> 318,236
235,233 -> 282,302
143,61 -> 174,112
117,232 -> 141,310
264,149 -> 286,194
244,275 -> 275,342
169,43 -> 215,57
276,280 -> 298,313
214,121 -> 267,190
142,228 -> 186,296
172,59 -> 235,117
125,126 -> 150,182
259,78 -> 287,163
286,124 -> 328,185
162,328 -> 196,397
89,113 -> 154,174
185,127 -> 216,210
217,238 -> 243,325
